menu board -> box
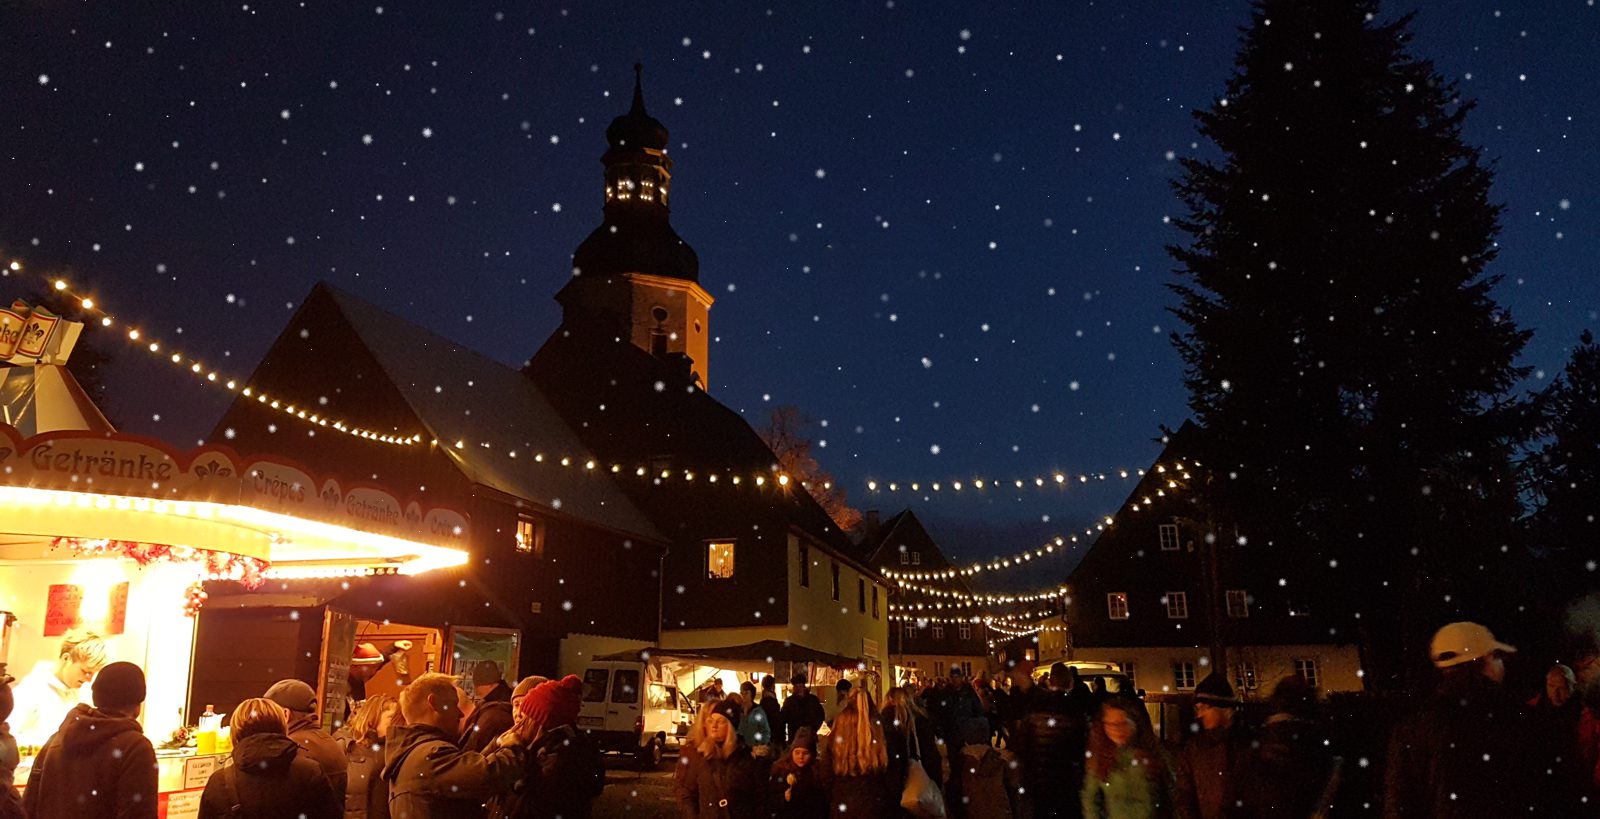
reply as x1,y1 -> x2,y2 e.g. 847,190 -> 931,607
43,584 -> 83,636
319,608 -> 358,733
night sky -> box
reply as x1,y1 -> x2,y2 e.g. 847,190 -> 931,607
3,1 -> 1596,579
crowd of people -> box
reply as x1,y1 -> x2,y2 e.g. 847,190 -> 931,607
3,655 -> 603,819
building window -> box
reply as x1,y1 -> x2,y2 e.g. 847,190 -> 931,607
932,624 -> 945,640
960,661 -> 973,676
935,661 -> 946,677
899,551 -> 909,565
872,587 -> 880,619
1235,662 -> 1257,692
903,622 -> 915,639
1024,649 -> 1036,662
799,542 -> 810,588
1227,590 -> 1250,618
911,552 -> 922,565
1289,598 -> 1312,618
706,541 -> 735,580
1120,661 -> 1137,689
831,562 -> 841,601
858,579 -> 867,613
1107,593 -> 1130,620
1294,658 -> 1320,688
514,515 -> 545,558
1159,523 -> 1180,551
958,622 -> 971,640
1165,592 -> 1189,619
1172,661 -> 1196,690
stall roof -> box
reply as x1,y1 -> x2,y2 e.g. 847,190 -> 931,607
599,639 -> 863,669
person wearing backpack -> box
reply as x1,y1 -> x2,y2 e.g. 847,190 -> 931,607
198,697 -> 341,819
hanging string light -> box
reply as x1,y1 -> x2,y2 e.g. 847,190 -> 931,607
864,463 -> 1191,495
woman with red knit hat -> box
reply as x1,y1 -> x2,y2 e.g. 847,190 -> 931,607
486,676 -> 605,819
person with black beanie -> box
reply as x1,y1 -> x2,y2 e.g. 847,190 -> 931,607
24,661 -> 159,819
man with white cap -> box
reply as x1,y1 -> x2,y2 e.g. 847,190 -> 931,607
1382,622 -> 1533,818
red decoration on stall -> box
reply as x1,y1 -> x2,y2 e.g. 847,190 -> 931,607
182,581 -> 209,617
48,537 -> 270,596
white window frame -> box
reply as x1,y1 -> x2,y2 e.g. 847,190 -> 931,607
903,622 -> 915,639
1107,592 -> 1130,620
1226,590 -> 1249,619
1235,661 -> 1257,692
911,552 -> 922,565
899,551 -> 909,565
1173,661 -> 1196,690
932,623 -> 945,640
1294,658 -> 1320,688
1166,591 -> 1189,619
958,622 -> 971,640
1158,523 -> 1180,551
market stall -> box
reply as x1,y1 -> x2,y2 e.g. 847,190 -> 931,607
0,422 -> 470,816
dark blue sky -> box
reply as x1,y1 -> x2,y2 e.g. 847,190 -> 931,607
2,1 -> 1595,578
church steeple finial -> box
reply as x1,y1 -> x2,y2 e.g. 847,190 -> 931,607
631,63 -> 646,114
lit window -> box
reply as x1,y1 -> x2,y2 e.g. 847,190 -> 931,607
1294,658 -> 1320,688
1159,523 -> 1180,551
1172,661 -> 1196,690
1227,590 -> 1250,618
515,515 -> 545,558
958,622 -> 971,640
1107,593 -> 1130,620
1166,592 -> 1189,619
707,541 -> 735,580
1023,649 -> 1036,662
932,623 -> 945,640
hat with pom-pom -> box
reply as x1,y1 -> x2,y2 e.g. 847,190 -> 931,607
517,675 -> 583,729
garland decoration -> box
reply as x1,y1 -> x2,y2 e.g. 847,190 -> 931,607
49,537 -> 270,598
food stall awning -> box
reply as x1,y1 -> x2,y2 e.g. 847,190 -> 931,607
0,424 -> 470,577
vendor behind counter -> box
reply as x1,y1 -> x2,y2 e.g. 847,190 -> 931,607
9,631 -> 105,750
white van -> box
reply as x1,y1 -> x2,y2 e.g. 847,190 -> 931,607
577,659 -> 692,768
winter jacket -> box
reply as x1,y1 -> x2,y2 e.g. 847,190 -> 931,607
198,732 -> 342,819
1231,715 -> 1335,819
486,724 -> 605,819
760,694 -> 784,748
1382,674 -> 1535,818
740,706 -> 776,749
939,686 -> 987,748
1012,687 -> 1089,813
382,722 -> 526,819
289,711 -> 351,799
22,704 -> 159,819
816,738 -> 898,819
461,701 -> 515,754
882,707 -> 942,794
769,757 -> 827,819
1173,724 -> 1248,819
780,694 -> 826,745
0,723 -> 23,819
1081,746 -> 1174,819
344,734 -> 391,819
675,742 -> 768,819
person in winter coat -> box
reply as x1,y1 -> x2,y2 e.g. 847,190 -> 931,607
1383,622 -> 1538,818
462,692 -> 516,754
676,697 -> 767,819
817,689 -> 899,819
266,678 -> 351,798
1081,697 -> 1173,819
882,686 -> 943,801
770,727 -> 827,819
0,677 -> 23,819
23,661 -> 158,819
1232,676 -> 1336,819
760,676 -> 785,750
384,673 -> 528,819
344,693 -> 401,819
486,675 -> 605,819
199,697 -> 342,819
1174,674 -> 1248,819
739,682 -> 777,753
1012,673 -> 1088,819
781,675 -> 826,745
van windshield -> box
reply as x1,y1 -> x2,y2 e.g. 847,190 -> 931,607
582,669 -> 610,703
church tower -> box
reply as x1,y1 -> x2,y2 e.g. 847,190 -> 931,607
557,65 -> 714,389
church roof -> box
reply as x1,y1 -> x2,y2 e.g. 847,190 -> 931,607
605,64 -> 670,151
316,284 -> 666,543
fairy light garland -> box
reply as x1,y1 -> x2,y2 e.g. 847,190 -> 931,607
864,463 -> 1193,495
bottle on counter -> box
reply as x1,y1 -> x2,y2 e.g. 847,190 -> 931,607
195,704 -> 220,755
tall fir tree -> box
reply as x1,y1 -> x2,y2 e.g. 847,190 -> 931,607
1528,332 -> 1600,581
1167,0 -> 1530,687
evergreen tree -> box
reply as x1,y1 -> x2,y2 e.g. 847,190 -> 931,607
1167,0 -> 1530,687
1528,332 -> 1600,582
